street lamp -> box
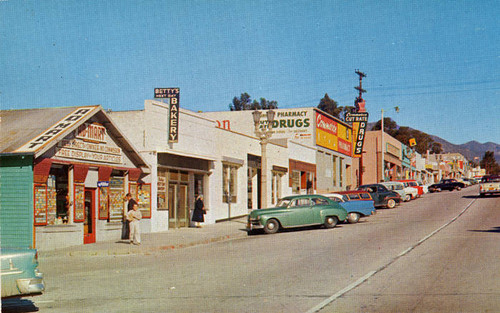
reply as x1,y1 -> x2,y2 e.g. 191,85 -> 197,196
253,109 -> 276,209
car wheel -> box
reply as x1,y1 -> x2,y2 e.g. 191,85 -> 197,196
347,213 -> 360,224
263,219 -> 280,234
404,195 -> 411,202
387,199 -> 396,209
324,216 -> 339,228
456,186 -> 462,191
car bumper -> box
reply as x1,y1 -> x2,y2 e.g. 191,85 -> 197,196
247,219 -> 264,231
16,276 -> 45,295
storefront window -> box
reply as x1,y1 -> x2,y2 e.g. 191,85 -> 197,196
271,172 -> 283,204
108,174 -> 124,223
223,164 -> 238,203
291,170 -> 301,194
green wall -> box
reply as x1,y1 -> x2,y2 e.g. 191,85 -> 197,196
0,155 -> 34,248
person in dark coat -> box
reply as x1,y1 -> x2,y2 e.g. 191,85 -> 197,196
122,193 -> 138,239
192,194 -> 206,228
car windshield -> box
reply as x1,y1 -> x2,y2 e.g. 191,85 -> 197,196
482,176 -> 500,183
276,199 -> 291,207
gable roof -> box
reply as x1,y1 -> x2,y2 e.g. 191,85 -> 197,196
0,106 -> 150,173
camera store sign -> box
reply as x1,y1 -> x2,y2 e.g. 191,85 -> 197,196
15,107 -> 97,153
155,88 -> 180,143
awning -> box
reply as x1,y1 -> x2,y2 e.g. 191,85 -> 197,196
158,150 -> 216,162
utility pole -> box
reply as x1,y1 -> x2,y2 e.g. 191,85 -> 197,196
354,70 -> 367,186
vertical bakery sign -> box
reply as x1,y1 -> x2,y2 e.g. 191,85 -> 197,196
155,88 -> 180,143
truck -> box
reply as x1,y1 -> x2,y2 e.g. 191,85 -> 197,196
479,175 -> 500,197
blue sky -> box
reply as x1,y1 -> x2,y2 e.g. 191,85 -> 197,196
1,0 -> 499,145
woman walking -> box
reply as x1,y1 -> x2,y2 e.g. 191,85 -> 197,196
192,195 -> 206,228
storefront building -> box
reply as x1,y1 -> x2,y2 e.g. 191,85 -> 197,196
110,100 -> 289,229
362,131 -> 403,184
0,106 -> 150,250
201,107 -> 354,194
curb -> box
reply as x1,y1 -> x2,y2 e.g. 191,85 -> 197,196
40,232 -> 248,258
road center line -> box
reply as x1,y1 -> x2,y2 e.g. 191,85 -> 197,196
306,198 -> 477,313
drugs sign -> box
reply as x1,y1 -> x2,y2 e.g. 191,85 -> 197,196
346,112 -> 369,157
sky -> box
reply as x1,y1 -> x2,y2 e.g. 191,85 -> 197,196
1,0 -> 499,145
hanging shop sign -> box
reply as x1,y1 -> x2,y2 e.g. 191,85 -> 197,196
346,112 -> 369,158
154,88 -> 180,143
15,107 -> 97,153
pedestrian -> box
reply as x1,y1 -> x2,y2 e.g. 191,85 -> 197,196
127,203 -> 142,245
121,193 -> 137,240
192,194 -> 207,228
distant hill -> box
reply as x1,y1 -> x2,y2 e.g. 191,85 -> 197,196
429,136 -> 500,164
367,122 -> 500,163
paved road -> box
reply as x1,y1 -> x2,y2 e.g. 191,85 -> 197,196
3,186 -> 498,313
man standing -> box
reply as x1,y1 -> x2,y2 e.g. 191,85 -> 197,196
127,203 -> 142,245
122,193 -> 138,240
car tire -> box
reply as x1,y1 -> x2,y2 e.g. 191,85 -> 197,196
387,199 -> 396,209
404,195 -> 411,202
347,213 -> 360,224
263,219 -> 280,234
324,216 -> 339,228
456,186 -> 462,191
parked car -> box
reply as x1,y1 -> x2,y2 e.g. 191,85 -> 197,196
428,179 -> 465,192
1,248 -> 45,298
322,193 -> 376,223
246,195 -> 347,234
479,175 -> 500,197
397,179 -> 424,196
380,181 -> 410,201
337,190 -> 373,202
357,184 -> 402,209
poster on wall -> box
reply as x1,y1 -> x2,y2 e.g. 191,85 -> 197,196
47,186 -> 57,225
74,184 -> 85,222
34,184 -> 48,225
98,186 -> 109,220
137,183 -> 151,218
109,176 -> 124,222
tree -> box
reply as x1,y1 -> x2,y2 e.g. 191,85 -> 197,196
372,117 -> 398,134
372,120 -> 443,155
318,93 -> 341,118
480,151 -> 500,175
229,93 -> 278,111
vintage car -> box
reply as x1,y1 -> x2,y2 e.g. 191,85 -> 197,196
1,248 -> 45,298
428,179 -> 465,192
380,181 -> 411,201
322,193 -> 376,223
479,175 -> 500,197
397,179 -> 424,196
358,184 -> 402,209
247,195 -> 347,234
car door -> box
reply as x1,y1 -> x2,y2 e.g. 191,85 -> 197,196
377,185 -> 392,202
310,197 -> 330,223
280,198 -> 313,226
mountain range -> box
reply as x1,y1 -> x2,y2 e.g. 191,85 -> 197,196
367,122 -> 500,164
429,136 -> 500,164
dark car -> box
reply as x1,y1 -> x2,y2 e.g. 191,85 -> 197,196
358,184 -> 401,209
428,179 -> 465,192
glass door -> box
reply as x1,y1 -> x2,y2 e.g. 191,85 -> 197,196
168,183 -> 189,228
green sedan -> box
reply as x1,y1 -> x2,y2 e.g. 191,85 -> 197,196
247,195 -> 348,234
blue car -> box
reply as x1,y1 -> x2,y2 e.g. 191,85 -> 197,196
1,248 -> 45,298
322,193 -> 376,223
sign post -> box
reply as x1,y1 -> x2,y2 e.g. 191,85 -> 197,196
154,88 -> 180,143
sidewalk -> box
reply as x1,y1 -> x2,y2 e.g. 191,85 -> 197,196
39,217 -> 249,258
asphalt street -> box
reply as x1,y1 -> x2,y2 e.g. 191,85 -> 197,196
3,186 -> 499,313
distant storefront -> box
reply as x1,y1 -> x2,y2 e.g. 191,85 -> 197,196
0,106 -> 150,250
